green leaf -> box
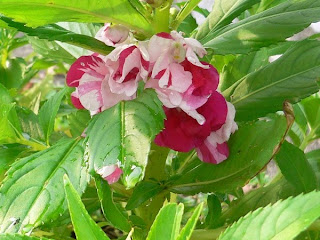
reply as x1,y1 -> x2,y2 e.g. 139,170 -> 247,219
306,149 -> 320,185
219,48 -> 269,91
0,58 -> 26,89
0,234 -> 52,240
0,138 -> 88,233
38,88 -> 66,144
171,0 -> 201,30
86,90 -> 165,188
298,95 -> 320,136
257,0 -> 288,12
64,175 -> 110,240
67,110 -> 90,138
204,195 -> 222,228
223,41 -> 320,121
169,115 -> 287,194
146,203 -> 184,240
200,0 -> 320,55
126,181 -> 163,210
0,144 -> 27,180
177,203 -> 203,240
219,176 -> 297,227
0,104 -> 20,144
218,191 -> 320,240
275,141 -> 318,192
195,0 -> 260,40
95,176 -> 131,233
0,0 -> 152,35
0,17 -> 113,56
0,83 -> 12,104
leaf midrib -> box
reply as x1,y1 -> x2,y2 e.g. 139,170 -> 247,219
204,3 -> 320,44
230,65 -> 320,106
11,139 -> 80,232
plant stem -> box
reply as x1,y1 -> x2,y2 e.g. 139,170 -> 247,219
136,144 -> 170,229
153,0 -> 172,33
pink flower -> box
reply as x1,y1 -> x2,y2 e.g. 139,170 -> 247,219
155,92 -> 228,152
66,44 -> 149,112
147,60 -> 219,124
196,102 -> 238,164
104,44 -> 149,97
96,23 -> 130,46
97,164 -> 123,184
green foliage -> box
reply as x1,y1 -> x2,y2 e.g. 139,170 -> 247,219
64,175 -> 110,240
223,41 -> 320,121
169,115 -> 287,194
200,0 -> 320,54
275,141 -> 318,192
95,176 -> 131,232
0,0 -> 153,35
0,234 -> 52,240
38,88 -> 66,144
195,0 -> 260,40
218,191 -> 320,240
0,139 -> 88,233
86,90 -> 165,188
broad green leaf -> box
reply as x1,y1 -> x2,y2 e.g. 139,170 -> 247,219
0,234 -> 52,240
275,141 -> 318,192
126,181 -> 163,210
64,175 -> 110,240
219,48 -> 269,91
0,0 -> 152,35
0,17 -> 113,56
177,203 -> 203,240
218,191 -> 320,240
0,138 -> 88,233
86,90 -> 165,188
219,177 -> 297,227
67,110 -> 90,138
306,149 -> 320,185
223,41 -> 320,121
195,0 -> 260,40
38,88 -> 66,144
169,115 -> 287,194
201,0 -> 320,54
146,203 -> 184,240
95,176 -> 131,233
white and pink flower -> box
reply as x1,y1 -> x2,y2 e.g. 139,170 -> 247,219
97,164 -> 123,184
95,23 -> 130,47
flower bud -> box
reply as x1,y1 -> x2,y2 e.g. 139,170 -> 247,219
96,23 -> 129,47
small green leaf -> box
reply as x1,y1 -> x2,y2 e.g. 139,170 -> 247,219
146,203 -> 184,240
201,0 -> 320,55
86,90 -> 165,188
95,176 -> 131,233
0,103 -> 21,144
169,115 -> 287,194
224,41 -> 320,121
204,195 -> 222,228
0,138 -> 88,233
177,203 -> 203,240
64,175 -> 110,240
38,88 -> 66,144
275,141 -> 318,192
218,191 -> 320,240
126,181 -> 163,210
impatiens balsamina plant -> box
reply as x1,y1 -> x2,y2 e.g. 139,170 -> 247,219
2,0 -> 320,239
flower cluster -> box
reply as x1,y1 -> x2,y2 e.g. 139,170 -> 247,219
66,24 -> 237,183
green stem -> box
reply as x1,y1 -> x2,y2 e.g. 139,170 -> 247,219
300,129 -> 315,151
153,0 -> 172,33
171,0 -> 201,30
136,144 -> 170,229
